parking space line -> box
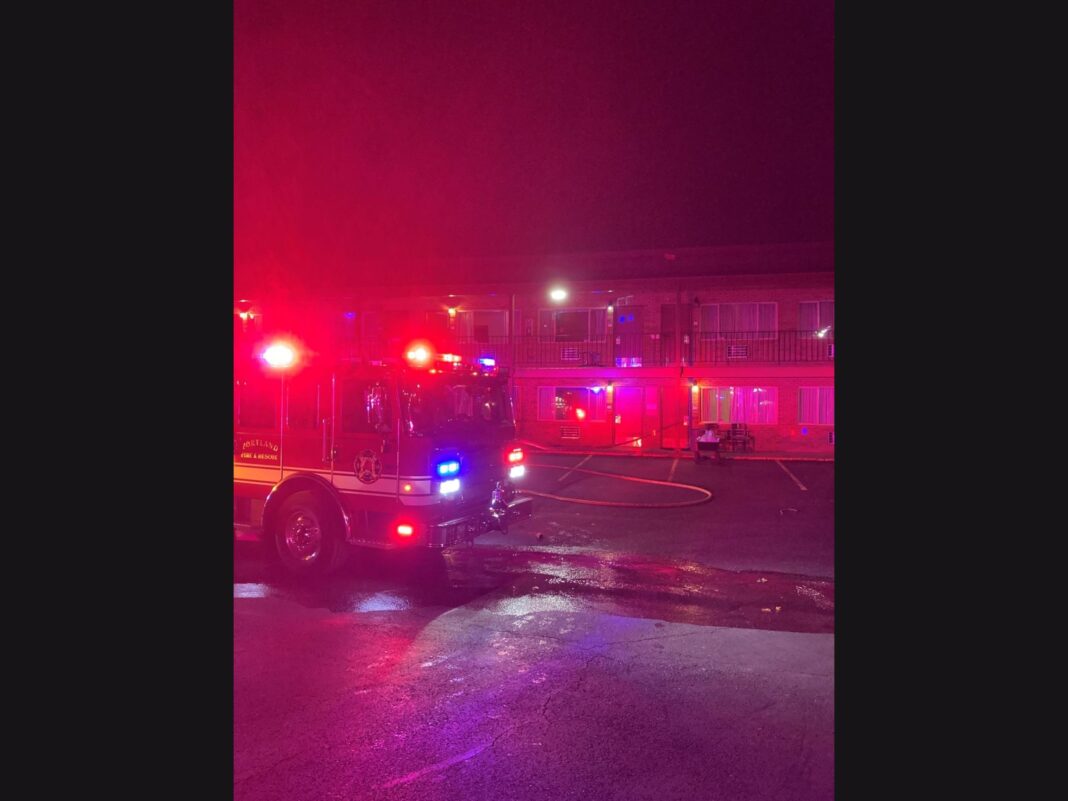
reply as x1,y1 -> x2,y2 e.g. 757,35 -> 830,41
558,454 -> 593,482
668,457 -> 679,483
775,460 -> 808,491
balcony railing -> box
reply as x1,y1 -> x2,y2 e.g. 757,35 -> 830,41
339,331 -> 834,368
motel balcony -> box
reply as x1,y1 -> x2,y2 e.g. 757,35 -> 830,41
343,331 -> 835,368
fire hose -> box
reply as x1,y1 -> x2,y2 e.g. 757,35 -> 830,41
518,462 -> 712,508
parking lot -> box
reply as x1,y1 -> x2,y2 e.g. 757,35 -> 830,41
488,452 -> 834,579
235,455 -> 834,801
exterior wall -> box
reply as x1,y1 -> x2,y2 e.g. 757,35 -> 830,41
513,366 -> 834,454
687,372 -> 835,454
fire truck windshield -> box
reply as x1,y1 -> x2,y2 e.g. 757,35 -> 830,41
403,377 -> 512,436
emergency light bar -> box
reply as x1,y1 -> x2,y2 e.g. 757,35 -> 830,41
405,345 -> 431,366
402,341 -> 500,374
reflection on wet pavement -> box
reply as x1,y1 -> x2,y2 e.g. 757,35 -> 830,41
234,541 -> 834,634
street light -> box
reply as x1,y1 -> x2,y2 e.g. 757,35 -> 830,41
549,287 -> 567,302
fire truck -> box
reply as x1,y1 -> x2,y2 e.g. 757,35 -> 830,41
234,336 -> 532,575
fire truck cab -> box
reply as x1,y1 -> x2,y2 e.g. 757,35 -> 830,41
234,339 -> 532,575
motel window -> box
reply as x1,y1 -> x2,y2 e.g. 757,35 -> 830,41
424,311 -> 451,338
537,386 -> 608,421
537,309 -> 608,342
799,301 -> 834,336
698,386 -> 778,424
456,310 -> 509,342
237,380 -> 277,430
587,387 -> 608,420
799,387 -> 834,425
697,303 -> 777,338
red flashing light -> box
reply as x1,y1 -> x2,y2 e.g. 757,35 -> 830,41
396,524 -> 414,537
441,353 -> 460,363
406,346 -> 430,364
507,448 -> 524,464
262,343 -> 296,369
575,408 -> 586,420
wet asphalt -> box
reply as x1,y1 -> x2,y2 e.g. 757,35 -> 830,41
235,457 -> 834,800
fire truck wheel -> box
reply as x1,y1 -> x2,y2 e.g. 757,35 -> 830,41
271,491 -> 347,576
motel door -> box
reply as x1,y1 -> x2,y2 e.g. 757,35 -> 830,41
614,386 -> 643,446
613,307 -> 644,367
660,304 -> 694,366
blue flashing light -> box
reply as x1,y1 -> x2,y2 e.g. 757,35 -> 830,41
477,357 -> 496,367
343,311 -> 356,319
436,460 -> 460,477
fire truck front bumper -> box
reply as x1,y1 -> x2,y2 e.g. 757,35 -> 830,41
427,495 -> 533,548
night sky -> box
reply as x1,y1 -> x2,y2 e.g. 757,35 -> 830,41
234,0 -> 833,296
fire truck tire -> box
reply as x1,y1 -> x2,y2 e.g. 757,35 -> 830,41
270,491 -> 348,576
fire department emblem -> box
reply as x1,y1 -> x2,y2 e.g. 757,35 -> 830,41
353,450 -> 382,484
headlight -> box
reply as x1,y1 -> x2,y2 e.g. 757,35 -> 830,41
439,478 -> 460,495
509,465 -> 526,479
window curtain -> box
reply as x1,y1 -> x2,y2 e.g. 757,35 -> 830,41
713,304 -> 777,337
799,387 -> 819,424
800,301 -> 833,334
730,387 -> 777,423
699,387 -> 734,422
538,386 -> 555,420
590,308 -> 606,338
589,388 -> 607,420
703,386 -> 778,424
818,387 -> 834,425
758,303 -> 777,335
456,312 -> 474,338
799,387 -> 834,425
819,301 -> 834,330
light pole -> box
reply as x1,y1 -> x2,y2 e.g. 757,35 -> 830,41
262,342 -> 297,472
